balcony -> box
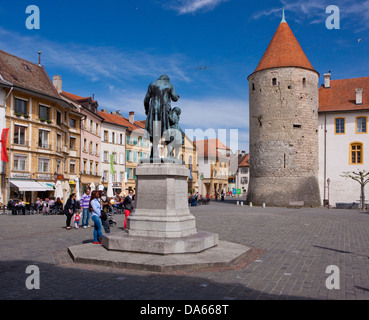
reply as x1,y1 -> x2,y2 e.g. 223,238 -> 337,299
38,143 -> 51,150
12,141 -> 30,148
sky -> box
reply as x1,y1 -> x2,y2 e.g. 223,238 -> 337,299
1,0 -> 369,152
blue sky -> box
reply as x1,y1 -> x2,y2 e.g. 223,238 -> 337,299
1,0 -> 369,152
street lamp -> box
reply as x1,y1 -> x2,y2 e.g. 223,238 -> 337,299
327,178 -> 331,210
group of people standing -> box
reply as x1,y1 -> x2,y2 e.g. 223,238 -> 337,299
63,188 -> 135,245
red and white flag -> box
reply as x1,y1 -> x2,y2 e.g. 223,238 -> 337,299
1,128 -> 9,163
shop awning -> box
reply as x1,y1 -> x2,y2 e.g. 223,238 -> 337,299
10,180 -> 49,192
38,182 -> 55,191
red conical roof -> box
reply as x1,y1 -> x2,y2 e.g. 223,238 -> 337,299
252,21 -> 317,75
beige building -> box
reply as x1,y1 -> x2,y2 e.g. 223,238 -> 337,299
0,50 -> 82,203
58,85 -> 104,196
195,139 -> 230,197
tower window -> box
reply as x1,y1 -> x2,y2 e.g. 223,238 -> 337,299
303,78 -> 307,86
272,78 -> 277,86
252,83 -> 255,91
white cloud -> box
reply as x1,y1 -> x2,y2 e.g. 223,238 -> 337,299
98,88 -> 250,152
166,0 -> 229,15
0,28 -> 192,84
252,0 -> 369,31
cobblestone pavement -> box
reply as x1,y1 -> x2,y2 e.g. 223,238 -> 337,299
1,201 -> 369,301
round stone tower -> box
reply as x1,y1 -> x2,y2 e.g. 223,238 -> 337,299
247,13 -> 321,207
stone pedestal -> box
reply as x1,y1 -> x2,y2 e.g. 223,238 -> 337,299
103,162 -> 219,255
69,161 -> 251,271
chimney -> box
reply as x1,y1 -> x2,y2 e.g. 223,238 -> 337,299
129,111 -> 135,124
101,109 -> 108,113
53,75 -> 62,93
355,88 -> 363,105
324,73 -> 331,88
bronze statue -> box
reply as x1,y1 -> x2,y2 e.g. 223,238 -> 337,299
144,75 -> 180,159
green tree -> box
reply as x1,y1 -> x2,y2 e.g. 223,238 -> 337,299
341,170 -> 369,210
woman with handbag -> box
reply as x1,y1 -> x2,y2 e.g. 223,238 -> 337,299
64,194 -> 77,230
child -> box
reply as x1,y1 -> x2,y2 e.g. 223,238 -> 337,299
74,211 -> 81,229
167,107 -> 185,159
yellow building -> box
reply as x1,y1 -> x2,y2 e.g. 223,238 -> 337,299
0,50 -> 82,204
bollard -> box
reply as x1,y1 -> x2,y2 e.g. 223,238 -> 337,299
263,203 -> 266,208
241,202 -> 244,207
237,201 -> 240,206
250,202 -> 253,208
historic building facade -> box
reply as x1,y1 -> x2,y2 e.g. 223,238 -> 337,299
0,50 -> 82,204
60,88 -> 104,195
196,138 -> 230,197
318,74 -> 369,207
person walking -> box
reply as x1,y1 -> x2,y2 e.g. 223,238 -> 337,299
123,190 -> 135,230
80,189 -> 91,229
64,194 -> 77,230
89,190 -> 103,244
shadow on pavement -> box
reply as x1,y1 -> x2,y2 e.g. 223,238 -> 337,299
0,260 -> 312,301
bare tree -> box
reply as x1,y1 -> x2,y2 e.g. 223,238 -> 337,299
341,170 -> 369,210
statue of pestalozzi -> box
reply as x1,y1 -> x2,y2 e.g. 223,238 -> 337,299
144,75 -> 180,159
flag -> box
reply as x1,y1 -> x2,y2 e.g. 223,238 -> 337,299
110,154 -> 115,175
1,129 -> 9,163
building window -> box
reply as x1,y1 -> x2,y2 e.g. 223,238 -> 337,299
38,158 -> 50,173
56,111 -> 62,125
126,150 -> 131,162
272,78 -> 277,86
356,117 -> 367,134
350,143 -> 363,165
70,118 -> 76,128
70,161 -> 76,174
103,131 -> 108,142
38,130 -> 49,149
14,98 -> 28,115
103,151 -> 109,163
303,78 -> 306,87
56,134 -> 62,152
70,137 -> 76,150
39,105 -> 50,121
13,155 -> 27,171
335,118 -> 345,134
14,125 -> 26,145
